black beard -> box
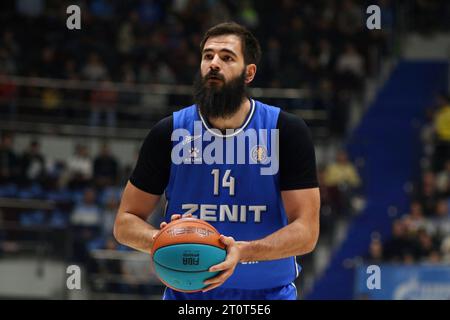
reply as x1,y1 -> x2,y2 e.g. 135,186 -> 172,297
193,69 -> 247,120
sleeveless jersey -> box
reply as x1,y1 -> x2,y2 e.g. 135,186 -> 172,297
164,98 -> 300,289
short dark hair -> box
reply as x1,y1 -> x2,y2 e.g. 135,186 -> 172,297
200,22 -> 261,65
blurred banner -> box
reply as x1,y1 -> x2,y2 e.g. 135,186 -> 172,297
354,264 -> 450,300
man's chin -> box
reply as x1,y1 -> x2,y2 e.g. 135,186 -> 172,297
206,79 -> 224,87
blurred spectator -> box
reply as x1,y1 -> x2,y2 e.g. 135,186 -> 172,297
336,0 -> 363,38
367,237 -> 384,264
154,62 -> 176,85
71,188 -> 101,227
116,14 -> 137,55
432,94 -> 450,171
93,143 -> 119,188
239,0 -> 259,28
383,219 -> 417,263
62,59 -> 84,119
121,249 -> 154,296
441,235 -> 450,263
324,150 -> 361,189
290,17 -> 305,45
412,0 -> 443,34
317,166 -> 335,238
70,188 -> 101,262
314,78 -> 335,113
82,53 -> 108,82
415,229 -> 440,263
41,87 -> 62,116
0,132 -> 19,184
427,199 -> 450,239
208,1 -> 231,27
336,44 -> 364,77
89,77 -> 118,127
137,61 -> 156,84
402,201 -> 430,235
1,31 -> 20,58
38,47 -> 59,78
0,48 -> 16,76
62,59 -> 80,81
20,140 -> 46,185
415,171 -> 439,216
44,159 -> 67,190
89,237 -> 124,294
331,90 -> 353,137
317,39 -> 334,72
0,68 -> 17,118
101,194 -> 119,237
336,44 -> 365,94
178,51 -> 198,84
265,37 -> 281,76
66,144 -> 93,189
436,160 -> 450,196
118,67 -> 140,116
120,147 -> 140,186
323,150 -> 361,215
316,156 -> 364,242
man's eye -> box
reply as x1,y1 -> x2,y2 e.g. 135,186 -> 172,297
204,54 -> 213,60
223,56 -> 233,62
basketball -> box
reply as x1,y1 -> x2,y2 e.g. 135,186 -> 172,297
151,218 -> 227,292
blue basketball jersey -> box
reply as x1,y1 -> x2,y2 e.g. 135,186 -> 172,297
164,99 -> 300,290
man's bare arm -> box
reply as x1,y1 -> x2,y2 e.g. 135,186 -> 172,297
113,181 -> 161,254
238,188 -> 320,261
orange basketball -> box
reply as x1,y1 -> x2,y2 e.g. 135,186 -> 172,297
151,218 -> 227,292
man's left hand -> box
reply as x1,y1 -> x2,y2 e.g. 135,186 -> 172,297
202,235 -> 242,292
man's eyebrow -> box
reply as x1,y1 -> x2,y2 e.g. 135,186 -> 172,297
202,48 -> 238,57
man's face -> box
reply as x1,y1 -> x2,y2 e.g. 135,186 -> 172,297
200,34 -> 246,86
101,145 -> 110,156
336,151 -> 348,164
30,143 -> 39,154
194,34 -> 253,119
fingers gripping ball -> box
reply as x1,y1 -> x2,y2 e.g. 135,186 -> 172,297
151,218 -> 226,292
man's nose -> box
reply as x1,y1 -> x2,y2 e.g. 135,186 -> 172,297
209,55 -> 221,71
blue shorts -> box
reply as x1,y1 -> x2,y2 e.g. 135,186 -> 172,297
162,283 -> 297,300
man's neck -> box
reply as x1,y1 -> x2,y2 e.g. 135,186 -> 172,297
206,98 -> 251,132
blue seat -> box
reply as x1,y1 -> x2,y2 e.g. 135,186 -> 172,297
0,184 -> 18,197
49,210 -> 69,228
70,190 -> 85,205
20,210 -> 45,226
87,236 -> 106,251
98,186 -> 122,206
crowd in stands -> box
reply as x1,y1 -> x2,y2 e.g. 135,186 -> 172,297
366,94 -> 450,264
0,130 -> 163,295
0,0 -> 401,136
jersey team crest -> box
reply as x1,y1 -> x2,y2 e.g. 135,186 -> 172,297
251,145 -> 268,164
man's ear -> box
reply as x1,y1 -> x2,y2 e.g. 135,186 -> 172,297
245,64 -> 257,84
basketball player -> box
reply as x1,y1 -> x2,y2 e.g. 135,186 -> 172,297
114,22 -> 320,300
